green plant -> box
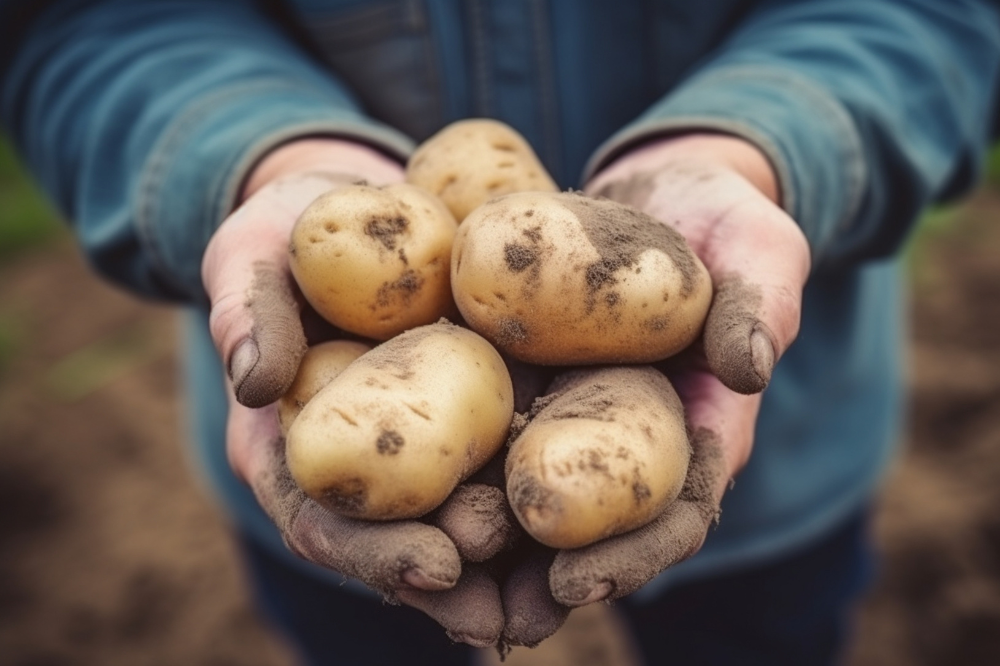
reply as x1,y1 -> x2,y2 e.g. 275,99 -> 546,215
0,135 -> 63,259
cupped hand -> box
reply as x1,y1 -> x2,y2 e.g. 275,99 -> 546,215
497,133 -> 811,648
200,138 -> 523,647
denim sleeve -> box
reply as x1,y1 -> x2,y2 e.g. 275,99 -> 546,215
585,0 -> 1000,269
0,0 -> 415,302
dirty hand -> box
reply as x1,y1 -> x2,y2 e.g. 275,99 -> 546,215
201,139 -> 521,647
498,133 -> 811,647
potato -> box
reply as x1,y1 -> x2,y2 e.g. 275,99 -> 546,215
406,119 -> 559,222
289,183 -> 458,341
506,366 -> 690,549
451,191 -> 712,365
285,321 -> 514,520
277,340 -> 372,436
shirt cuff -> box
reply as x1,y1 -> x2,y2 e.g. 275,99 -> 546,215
135,79 -> 416,302
583,65 -> 867,262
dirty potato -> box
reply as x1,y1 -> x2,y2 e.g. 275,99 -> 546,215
452,191 -> 712,365
285,321 -> 514,521
289,183 -> 458,341
277,340 -> 372,435
406,119 -> 559,222
506,366 -> 691,549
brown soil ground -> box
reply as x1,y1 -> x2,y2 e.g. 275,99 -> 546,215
1,187 -> 999,666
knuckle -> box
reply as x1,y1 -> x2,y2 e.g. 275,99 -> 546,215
208,292 -> 250,350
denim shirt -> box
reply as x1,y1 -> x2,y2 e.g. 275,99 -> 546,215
3,0 -> 999,596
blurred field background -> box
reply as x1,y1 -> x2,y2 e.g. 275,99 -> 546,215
1,133 -> 999,666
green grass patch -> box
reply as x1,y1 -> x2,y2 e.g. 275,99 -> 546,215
987,144 -> 1000,188
44,321 -> 168,402
904,204 -> 962,289
0,135 -> 64,259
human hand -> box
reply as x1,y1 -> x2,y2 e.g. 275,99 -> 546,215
200,138 -> 525,646
496,133 -> 811,647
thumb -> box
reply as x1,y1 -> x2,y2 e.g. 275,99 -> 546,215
202,174 -> 341,407
700,199 -> 810,394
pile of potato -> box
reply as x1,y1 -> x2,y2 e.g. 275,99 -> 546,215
281,119 -> 712,549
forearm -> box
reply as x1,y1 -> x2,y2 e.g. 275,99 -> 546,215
588,0 -> 1000,268
1,0 -> 413,302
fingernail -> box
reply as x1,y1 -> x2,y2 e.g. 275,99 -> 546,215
749,329 -> 775,386
402,567 -> 455,591
230,339 -> 259,391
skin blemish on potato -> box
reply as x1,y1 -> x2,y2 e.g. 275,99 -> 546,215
495,318 -> 529,346
321,479 -> 368,515
363,377 -> 390,390
508,471 -> 559,519
375,269 -> 424,307
543,383 -> 615,423
561,193 -> 700,298
331,408 -> 358,426
405,402 -> 431,420
504,243 -> 537,273
646,315 -> 669,332
583,448 -> 611,476
398,248 -> 408,265
632,479 -> 652,503
376,429 -> 405,455
364,216 -> 409,251
361,326 -> 435,379
437,174 -> 458,196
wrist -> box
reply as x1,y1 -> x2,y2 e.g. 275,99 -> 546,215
592,133 -> 781,205
241,138 -> 406,202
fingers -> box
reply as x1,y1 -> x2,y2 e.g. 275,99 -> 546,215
699,199 -> 810,394
499,546 -> 571,650
434,483 -> 519,562
202,174 -> 353,407
397,564 -> 504,648
548,430 -> 727,606
231,397 -> 462,597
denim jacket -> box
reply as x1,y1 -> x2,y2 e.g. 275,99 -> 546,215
3,0 -> 999,595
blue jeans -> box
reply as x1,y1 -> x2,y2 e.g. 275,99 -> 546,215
238,511 -> 873,666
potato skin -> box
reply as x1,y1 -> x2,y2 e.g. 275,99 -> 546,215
289,183 -> 458,341
452,191 -> 712,365
277,340 -> 372,436
406,119 -> 558,222
285,322 -> 514,520
506,366 -> 690,549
